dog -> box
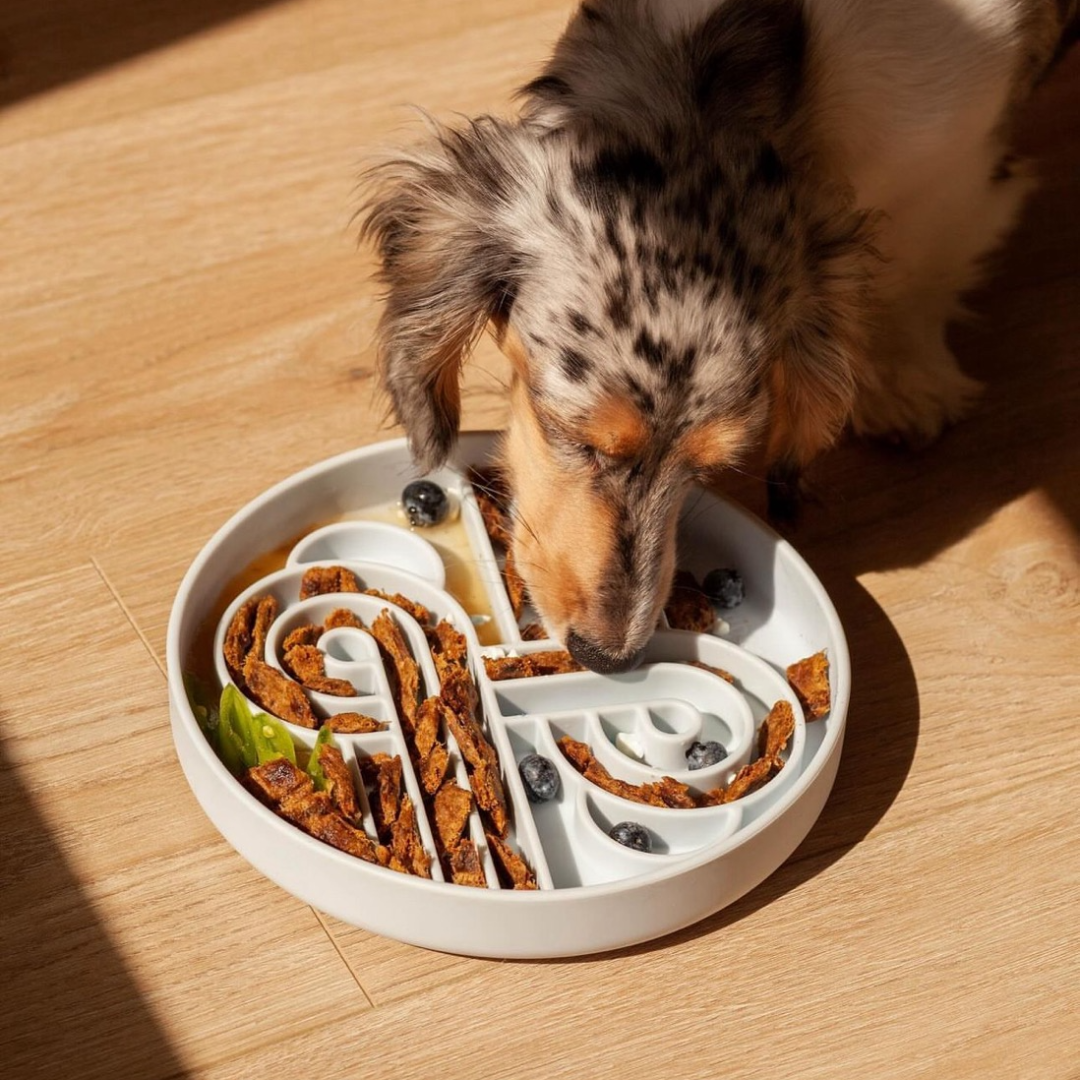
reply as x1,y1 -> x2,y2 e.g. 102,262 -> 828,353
360,0 -> 1077,674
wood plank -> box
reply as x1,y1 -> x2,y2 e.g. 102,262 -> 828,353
0,566 -> 371,1079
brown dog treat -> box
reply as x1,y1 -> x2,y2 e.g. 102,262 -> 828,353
557,735 -> 593,773
390,795 -> 432,878
482,655 -> 533,681
370,609 -> 421,734
558,736 -> 690,807
242,654 -> 317,728
283,623 -> 323,651
323,608 -> 364,630
433,781 -> 473,851
439,666 -> 479,719
283,644 -> 357,697
442,698 -> 494,772
527,649 -> 584,675
243,757 -> 385,865
323,712 -> 385,734
519,622 -> 547,641
223,597 -> 260,681
249,595 -> 278,666
361,753 -> 403,841
365,588 -> 432,627
419,743 -> 450,795
299,565 -> 361,600
664,571 -> 716,633
317,743 -> 359,823
447,839 -> 487,888
483,649 -> 583,682
641,775 -> 697,809
688,659 -> 735,684
503,544 -> 528,619
486,833 -> 539,890
427,619 -> 469,680
471,759 -> 510,837
720,756 -> 778,803
786,650 -> 831,719
282,643 -> 325,683
758,700 -> 796,762
413,696 -> 444,761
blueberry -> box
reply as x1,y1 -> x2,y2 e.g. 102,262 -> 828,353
401,480 -> 449,527
703,567 -> 744,609
608,821 -> 653,853
519,754 -> 560,803
686,740 -> 726,770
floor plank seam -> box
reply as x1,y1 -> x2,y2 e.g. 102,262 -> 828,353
311,907 -> 378,1010
90,555 -> 167,680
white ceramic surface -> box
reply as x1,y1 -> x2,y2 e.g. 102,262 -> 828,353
166,432 -> 849,958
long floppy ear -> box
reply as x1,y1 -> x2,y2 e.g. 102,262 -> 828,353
358,117 -> 525,471
765,204 -> 874,521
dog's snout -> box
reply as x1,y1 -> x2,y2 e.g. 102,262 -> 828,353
566,630 -> 645,675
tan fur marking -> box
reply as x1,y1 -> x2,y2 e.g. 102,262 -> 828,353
579,395 -> 650,460
503,380 -> 617,641
491,320 -> 531,376
679,417 -> 754,472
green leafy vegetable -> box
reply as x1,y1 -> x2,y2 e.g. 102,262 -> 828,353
251,711 -> 297,765
307,724 -> 338,791
218,684 -> 258,775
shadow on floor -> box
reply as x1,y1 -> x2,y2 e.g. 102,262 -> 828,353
0,0 -> 280,110
0,735 -> 191,1079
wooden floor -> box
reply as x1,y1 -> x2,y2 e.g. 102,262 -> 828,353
2,3 -> 1078,1077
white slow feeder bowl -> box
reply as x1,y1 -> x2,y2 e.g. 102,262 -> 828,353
166,432 -> 849,958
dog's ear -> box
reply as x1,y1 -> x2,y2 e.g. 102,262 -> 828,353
764,204 -> 873,521
688,0 -> 807,131
764,343 -> 855,521
359,118 -> 523,471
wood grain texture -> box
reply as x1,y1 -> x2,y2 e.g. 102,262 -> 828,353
1,2 -> 1077,1077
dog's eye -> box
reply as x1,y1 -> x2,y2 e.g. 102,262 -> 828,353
571,440 -> 610,470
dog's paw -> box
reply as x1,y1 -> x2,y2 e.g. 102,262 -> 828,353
852,354 -> 983,450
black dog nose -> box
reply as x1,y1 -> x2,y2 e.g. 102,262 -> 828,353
566,631 -> 645,674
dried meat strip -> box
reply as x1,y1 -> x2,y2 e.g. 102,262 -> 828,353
419,742 -> 449,796
242,654 -> 317,728
224,595 -> 278,682
243,757 -> 386,865
282,643 -> 357,697
427,620 -> 469,683
758,700 -> 795,762
432,781 -> 473,852
483,650 -> 584,681
364,589 -> 432,628
299,565 -> 361,600
370,609 -> 421,735
324,608 -> 364,630
486,833 -> 538,891
786,651 -> 831,720
324,712 -> 385,734
283,623 -> 322,652
664,571 -> 715,633
389,795 -> 432,878
446,839 -> 487,888
317,742 -> 360,822
361,753 -> 403,841
688,660 -> 735,684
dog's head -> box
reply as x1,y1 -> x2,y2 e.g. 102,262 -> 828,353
360,0 -> 869,672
